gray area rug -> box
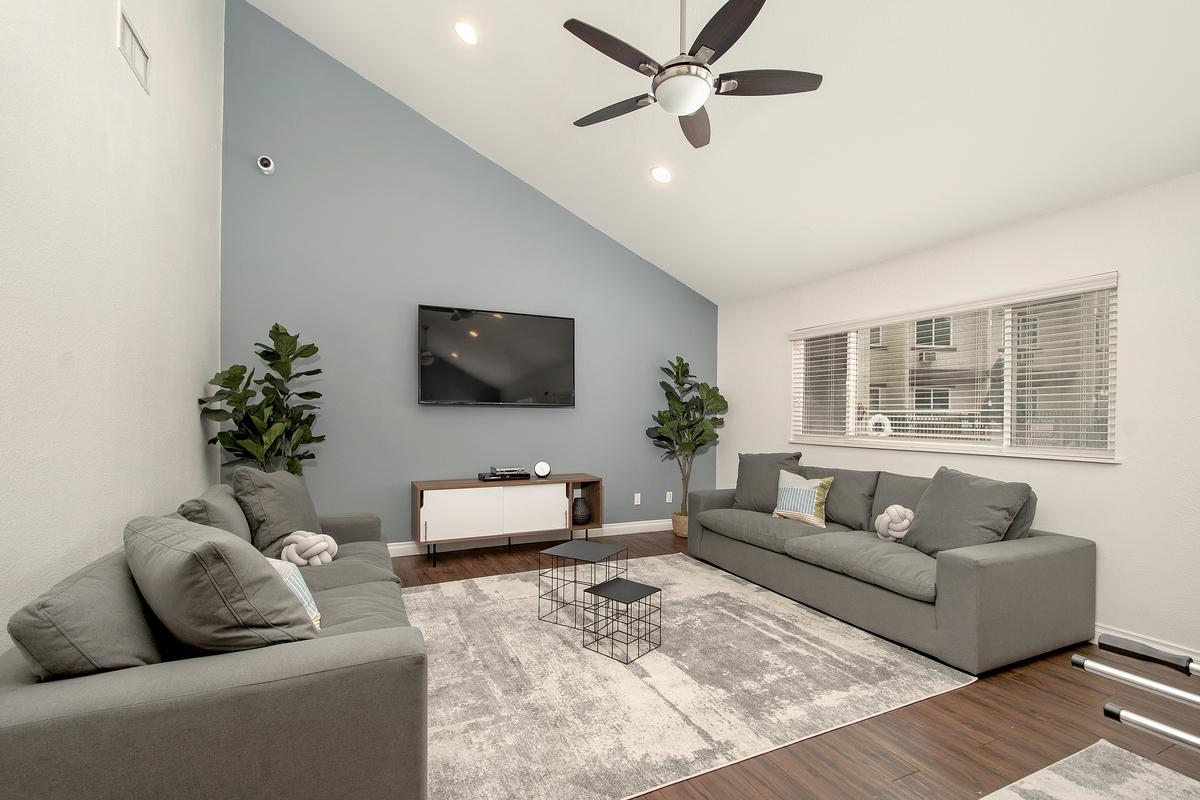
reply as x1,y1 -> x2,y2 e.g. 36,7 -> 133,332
404,553 -> 973,800
983,739 -> 1200,799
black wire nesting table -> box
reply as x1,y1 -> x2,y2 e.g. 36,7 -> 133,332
538,540 -> 628,629
583,577 -> 662,664
538,540 -> 661,663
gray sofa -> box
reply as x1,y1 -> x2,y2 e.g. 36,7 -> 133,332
688,467 -> 1096,675
0,504 -> 426,800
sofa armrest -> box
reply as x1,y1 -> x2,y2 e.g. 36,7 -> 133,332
936,531 -> 1095,674
321,512 -> 383,543
0,626 -> 427,800
687,489 -> 735,551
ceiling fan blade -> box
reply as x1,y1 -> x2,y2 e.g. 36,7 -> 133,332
717,69 -> 823,96
573,94 -> 655,127
564,19 -> 662,76
679,106 -> 711,148
689,0 -> 765,65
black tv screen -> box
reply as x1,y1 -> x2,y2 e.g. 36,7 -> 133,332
418,305 -> 575,407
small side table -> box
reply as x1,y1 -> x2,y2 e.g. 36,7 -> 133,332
538,540 -> 628,629
583,577 -> 662,664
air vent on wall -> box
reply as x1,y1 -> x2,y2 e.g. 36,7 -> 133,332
118,11 -> 150,92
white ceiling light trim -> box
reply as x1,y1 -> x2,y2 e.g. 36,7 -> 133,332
454,21 -> 478,46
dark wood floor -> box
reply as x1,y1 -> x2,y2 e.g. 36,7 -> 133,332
393,531 -> 1200,798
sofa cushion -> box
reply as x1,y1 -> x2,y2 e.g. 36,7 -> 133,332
871,472 -> 931,522
6,550 -> 165,680
784,531 -> 937,603
177,484 -> 253,543
298,541 -> 400,593
315,581 -> 410,637
799,466 -> 880,530
732,452 -> 802,514
124,515 -> 318,651
904,467 -> 1032,556
696,508 -> 849,553
233,466 -> 323,557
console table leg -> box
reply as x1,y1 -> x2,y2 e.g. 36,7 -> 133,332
427,543 -> 437,566
507,537 -> 512,552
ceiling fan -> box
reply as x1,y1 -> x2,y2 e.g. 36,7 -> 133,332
564,0 -> 822,149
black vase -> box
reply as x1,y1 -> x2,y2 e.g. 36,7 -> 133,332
571,497 -> 591,525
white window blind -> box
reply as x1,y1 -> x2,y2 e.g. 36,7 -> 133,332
789,275 -> 1118,460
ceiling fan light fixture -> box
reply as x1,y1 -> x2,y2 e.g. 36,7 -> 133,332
454,21 -> 478,45
652,64 -> 714,116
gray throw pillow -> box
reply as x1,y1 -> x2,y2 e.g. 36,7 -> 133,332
732,452 -> 802,514
904,467 -> 1032,556
870,472 -> 931,522
124,515 -> 317,651
233,467 -> 323,557
177,484 -> 253,543
6,550 -> 164,680
1005,490 -> 1038,540
798,466 -> 879,530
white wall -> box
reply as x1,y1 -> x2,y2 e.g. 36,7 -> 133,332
0,2 -> 225,645
717,172 -> 1200,654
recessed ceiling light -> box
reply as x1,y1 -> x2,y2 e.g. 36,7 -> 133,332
450,351 -> 460,359
650,166 -> 672,184
454,21 -> 478,46
492,313 -> 503,319
468,330 -> 479,337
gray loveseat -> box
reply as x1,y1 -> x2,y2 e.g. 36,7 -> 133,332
688,460 -> 1096,674
0,495 -> 426,800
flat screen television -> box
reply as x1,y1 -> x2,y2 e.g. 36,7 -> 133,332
417,305 -> 575,407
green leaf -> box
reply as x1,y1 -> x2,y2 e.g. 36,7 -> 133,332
296,391 -> 322,400
200,407 -> 232,422
261,421 -> 288,448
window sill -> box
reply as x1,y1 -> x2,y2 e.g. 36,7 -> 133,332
788,435 -> 1121,465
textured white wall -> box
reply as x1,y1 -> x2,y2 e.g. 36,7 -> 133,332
0,2 -> 225,645
717,172 -> 1200,654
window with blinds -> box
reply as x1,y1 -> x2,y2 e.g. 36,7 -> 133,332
789,276 -> 1118,460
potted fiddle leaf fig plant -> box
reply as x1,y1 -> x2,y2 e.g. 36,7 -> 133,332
645,356 -> 728,538
198,323 -> 325,475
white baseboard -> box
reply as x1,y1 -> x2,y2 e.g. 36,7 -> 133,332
386,518 -> 672,558
1093,623 -> 1200,661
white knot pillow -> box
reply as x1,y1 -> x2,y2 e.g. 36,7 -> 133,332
874,505 -> 914,542
279,531 -> 339,566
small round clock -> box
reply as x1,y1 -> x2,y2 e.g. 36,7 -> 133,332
533,461 -> 551,478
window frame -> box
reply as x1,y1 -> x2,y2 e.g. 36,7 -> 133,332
914,316 -> 952,348
913,386 -> 952,411
787,273 -> 1119,464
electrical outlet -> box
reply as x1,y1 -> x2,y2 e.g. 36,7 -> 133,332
665,491 -> 673,503
633,493 -> 641,506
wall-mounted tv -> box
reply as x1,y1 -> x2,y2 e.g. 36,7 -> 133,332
418,305 -> 575,407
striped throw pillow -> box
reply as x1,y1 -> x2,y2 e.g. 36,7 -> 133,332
266,557 -> 321,630
772,471 -> 834,527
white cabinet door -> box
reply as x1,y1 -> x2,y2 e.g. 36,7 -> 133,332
502,483 -> 568,534
420,487 -> 504,542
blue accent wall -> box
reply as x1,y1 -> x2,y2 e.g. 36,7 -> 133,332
220,1 -> 718,542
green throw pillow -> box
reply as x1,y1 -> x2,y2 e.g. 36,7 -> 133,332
772,471 -> 834,528
266,558 -> 321,629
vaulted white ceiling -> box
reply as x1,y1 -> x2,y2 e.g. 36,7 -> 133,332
247,0 -> 1200,303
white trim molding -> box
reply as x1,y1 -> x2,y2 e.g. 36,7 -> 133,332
386,518 -> 672,558
1094,623 -> 1200,662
